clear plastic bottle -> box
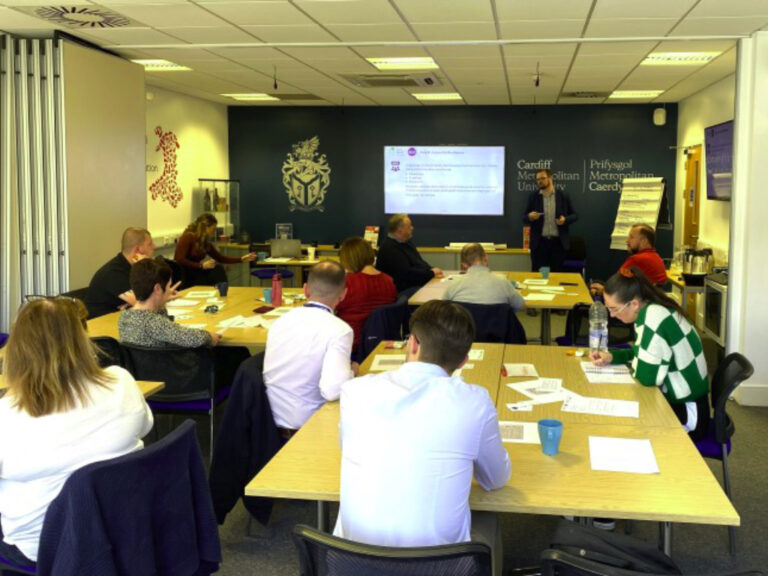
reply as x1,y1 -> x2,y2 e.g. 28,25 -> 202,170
271,271 -> 283,307
589,300 -> 609,355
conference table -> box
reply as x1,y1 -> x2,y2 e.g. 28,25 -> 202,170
87,286 -> 305,350
245,342 -> 738,556
408,271 -> 593,345
251,255 -> 339,286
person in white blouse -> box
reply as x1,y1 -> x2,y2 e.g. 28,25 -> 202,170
264,260 -> 357,436
0,298 -> 153,565
334,300 -> 511,575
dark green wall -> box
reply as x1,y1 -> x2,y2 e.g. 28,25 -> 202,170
229,104 -> 677,281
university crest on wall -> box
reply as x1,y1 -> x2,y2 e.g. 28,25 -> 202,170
281,136 -> 331,212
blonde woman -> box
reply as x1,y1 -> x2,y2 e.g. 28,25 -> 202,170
0,298 -> 153,565
174,213 -> 256,286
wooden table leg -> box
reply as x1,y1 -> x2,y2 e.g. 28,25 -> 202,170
540,309 -> 552,345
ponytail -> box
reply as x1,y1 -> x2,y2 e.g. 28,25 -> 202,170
604,267 -> 687,319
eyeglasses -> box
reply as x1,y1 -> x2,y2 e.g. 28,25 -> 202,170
606,302 -> 630,315
23,294 -> 88,325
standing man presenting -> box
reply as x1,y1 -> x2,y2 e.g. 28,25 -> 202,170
377,213 -> 444,293
522,169 -> 578,273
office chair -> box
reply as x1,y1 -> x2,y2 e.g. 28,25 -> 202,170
90,336 -> 126,368
563,236 -> 587,278
120,343 -> 233,462
540,549 -> 762,576
292,524 -> 492,576
359,300 -> 408,362
694,352 -> 754,556
455,302 -> 527,344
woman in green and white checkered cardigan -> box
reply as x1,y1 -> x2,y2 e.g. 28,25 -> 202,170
589,267 -> 710,440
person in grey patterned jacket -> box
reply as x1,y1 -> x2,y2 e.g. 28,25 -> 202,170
118,258 -> 220,348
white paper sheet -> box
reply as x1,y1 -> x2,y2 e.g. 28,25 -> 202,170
186,290 -> 216,298
561,395 -> 639,418
370,354 -> 407,372
523,279 -> 549,285
589,436 -> 659,474
580,362 -> 636,384
179,323 -> 207,330
509,378 -> 563,399
505,385 -> 577,406
506,402 -> 534,412
166,299 -> 201,307
499,421 -> 541,444
468,349 -> 485,361
504,363 -> 539,378
217,315 -> 246,328
523,293 -> 556,301
171,314 -> 194,320
525,285 -> 565,292
206,298 -> 225,304
263,257 -> 292,263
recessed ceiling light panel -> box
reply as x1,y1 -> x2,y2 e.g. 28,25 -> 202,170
132,59 -> 191,72
367,57 -> 439,71
609,90 -> 665,99
412,92 -> 463,101
221,93 -> 280,102
641,52 -> 721,66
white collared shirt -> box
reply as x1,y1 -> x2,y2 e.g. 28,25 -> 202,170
264,303 -> 354,429
334,362 -> 511,546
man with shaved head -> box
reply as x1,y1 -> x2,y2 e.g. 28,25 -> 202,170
84,227 -> 156,319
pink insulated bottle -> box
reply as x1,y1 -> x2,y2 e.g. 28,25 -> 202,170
271,271 -> 283,307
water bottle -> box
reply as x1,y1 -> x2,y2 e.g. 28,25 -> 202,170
271,271 -> 283,307
589,300 -> 609,355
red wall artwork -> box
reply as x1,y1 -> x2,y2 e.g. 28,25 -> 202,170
149,125 -> 183,207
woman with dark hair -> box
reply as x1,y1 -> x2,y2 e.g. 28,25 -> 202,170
590,267 -> 710,439
174,213 -> 256,286
336,237 -> 397,356
0,298 -> 153,565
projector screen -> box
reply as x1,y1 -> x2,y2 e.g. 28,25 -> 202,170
384,146 -> 505,215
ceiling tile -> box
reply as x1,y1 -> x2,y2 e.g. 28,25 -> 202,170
207,45 -> 294,60
463,93 -> 510,105
159,26 -> 258,44
590,0 -> 697,20
670,17 -> 767,36
658,72 -> 734,101
134,47 -> 221,62
498,19 -> 585,40
585,18 -> 677,38
392,0 -> 493,23
325,23 -> 415,41
496,0 -> 592,21
280,46 -> 362,60
293,0 -> 402,25
354,45 -> 430,58
578,41 -> 657,56
688,0 -> 768,18
411,22 -> 497,41
654,39 -> 737,52
241,24 -> 337,42
83,27 -> 186,45
198,1 -> 315,26
562,77 -> 622,91
430,45 -> 502,60
104,3 -> 226,27
0,6 -> 64,29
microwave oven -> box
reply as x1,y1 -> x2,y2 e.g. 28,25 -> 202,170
703,274 -> 728,347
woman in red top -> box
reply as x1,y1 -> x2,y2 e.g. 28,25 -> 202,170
174,213 -> 256,287
336,237 -> 397,356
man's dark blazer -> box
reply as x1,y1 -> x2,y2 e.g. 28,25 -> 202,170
522,188 -> 578,251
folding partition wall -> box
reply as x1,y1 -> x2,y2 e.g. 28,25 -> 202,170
0,34 -> 68,332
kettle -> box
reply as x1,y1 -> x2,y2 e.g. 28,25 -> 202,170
691,249 -> 714,275
681,248 -> 695,274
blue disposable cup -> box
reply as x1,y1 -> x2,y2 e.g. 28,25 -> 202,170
263,287 -> 273,305
538,419 -> 563,455
539,266 -> 550,280
257,251 -> 268,261
215,282 -> 228,297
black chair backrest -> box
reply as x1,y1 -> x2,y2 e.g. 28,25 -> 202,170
710,353 -> 754,444
360,301 -> 408,360
455,302 -> 525,344
164,257 -> 186,288
37,420 -> 221,576
61,287 -> 89,301
120,343 -> 215,402
91,336 -> 126,368
292,524 -> 492,576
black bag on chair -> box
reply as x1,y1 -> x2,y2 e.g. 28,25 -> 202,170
549,521 -> 682,574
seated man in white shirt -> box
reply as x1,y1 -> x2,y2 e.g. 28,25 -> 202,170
334,300 -> 511,575
264,260 -> 357,437
444,243 -> 525,310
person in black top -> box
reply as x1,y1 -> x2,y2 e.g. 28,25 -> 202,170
376,214 -> 444,293
84,228 -> 155,319
522,169 -> 578,272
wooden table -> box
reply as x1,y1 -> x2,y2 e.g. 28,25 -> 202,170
245,345 -> 738,554
497,345 -> 679,428
409,271 -> 593,345
251,256 -> 338,286
87,286 -> 304,350
360,341 -> 505,404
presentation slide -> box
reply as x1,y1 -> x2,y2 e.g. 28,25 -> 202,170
384,146 -> 505,215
